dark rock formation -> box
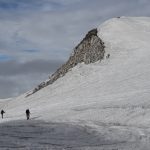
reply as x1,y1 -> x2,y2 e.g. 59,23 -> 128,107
26,28 -> 105,97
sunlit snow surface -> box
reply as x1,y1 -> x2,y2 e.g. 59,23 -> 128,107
1,17 -> 150,149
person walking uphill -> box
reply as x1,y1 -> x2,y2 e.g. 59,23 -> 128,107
1,110 -> 5,119
26,109 -> 30,120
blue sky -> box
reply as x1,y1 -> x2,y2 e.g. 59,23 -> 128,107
0,0 -> 150,98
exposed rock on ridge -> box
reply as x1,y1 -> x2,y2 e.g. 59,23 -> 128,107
26,28 -> 105,97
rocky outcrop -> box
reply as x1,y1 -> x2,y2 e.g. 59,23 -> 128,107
26,28 -> 105,97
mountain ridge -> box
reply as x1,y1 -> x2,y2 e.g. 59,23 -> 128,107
26,28 -> 105,97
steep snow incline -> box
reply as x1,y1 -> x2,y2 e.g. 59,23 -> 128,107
1,17 -> 150,127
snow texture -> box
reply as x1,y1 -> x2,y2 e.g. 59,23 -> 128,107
1,17 -> 150,149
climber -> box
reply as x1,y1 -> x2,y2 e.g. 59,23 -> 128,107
26,109 -> 30,120
106,54 -> 110,59
1,109 -> 5,119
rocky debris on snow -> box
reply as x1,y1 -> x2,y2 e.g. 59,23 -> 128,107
26,28 -> 105,97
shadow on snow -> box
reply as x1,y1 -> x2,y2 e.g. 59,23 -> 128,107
0,120 -> 149,150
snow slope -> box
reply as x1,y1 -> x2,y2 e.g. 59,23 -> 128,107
1,17 -> 150,149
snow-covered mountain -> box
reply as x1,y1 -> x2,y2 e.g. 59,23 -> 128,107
1,17 -> 150,149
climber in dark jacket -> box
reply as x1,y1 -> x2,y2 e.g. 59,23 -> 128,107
26,109 -> 30,120
1,110 -> 5,119
106,54 -> 110,59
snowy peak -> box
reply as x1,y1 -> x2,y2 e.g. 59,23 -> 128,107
26,17 -> 150,98
98,17 -> 150,51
